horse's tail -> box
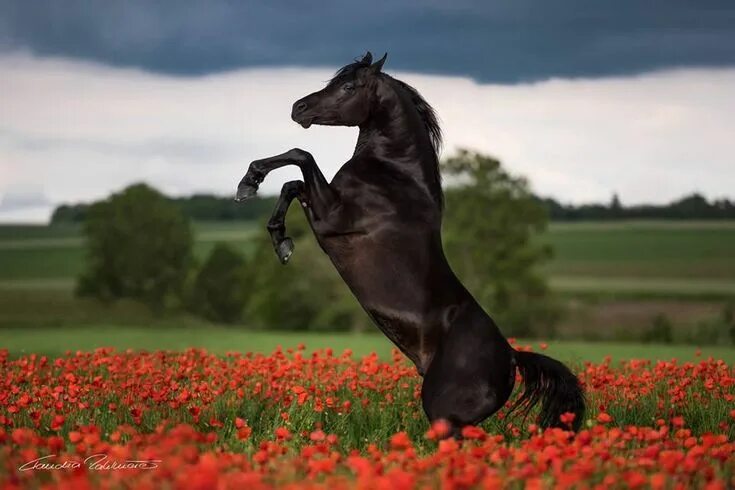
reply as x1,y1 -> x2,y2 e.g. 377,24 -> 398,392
509,350 -> 585,431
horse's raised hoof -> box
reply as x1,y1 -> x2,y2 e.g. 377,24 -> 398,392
235,183 -> 258,202
276,238 -> 294,264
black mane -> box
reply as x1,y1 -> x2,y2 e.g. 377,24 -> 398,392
331,59 -> 444,207
385,75 -> 443,208
388,77 -> 443,156
328,59 -> 369,85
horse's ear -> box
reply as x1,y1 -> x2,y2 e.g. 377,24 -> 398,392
369,52 -> 387,74
360,51 -> 373,65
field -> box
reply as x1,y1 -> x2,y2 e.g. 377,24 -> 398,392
1,343 -> 733,488
542,221 -> 735,297
2,220 -> 734,294
0,222 -> 259,283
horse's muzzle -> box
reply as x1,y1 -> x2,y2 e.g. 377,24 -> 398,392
291,99 -> 313,128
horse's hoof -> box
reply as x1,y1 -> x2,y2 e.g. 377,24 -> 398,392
235,183 -> 258,202
276,238 -> 294,264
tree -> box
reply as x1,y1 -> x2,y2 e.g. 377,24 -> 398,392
189,243 -> 249,323
441,149 -> 558,337
609,193 -> 622,218
76,183 -> 193,309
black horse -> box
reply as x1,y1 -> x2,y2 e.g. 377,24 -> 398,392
236,52 -> 584,435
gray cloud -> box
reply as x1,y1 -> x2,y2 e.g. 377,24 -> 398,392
0,187 -> 49,211
1,130 -> 237,162
1,0 -> 734,82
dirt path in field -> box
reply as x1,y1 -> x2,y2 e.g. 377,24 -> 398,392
559,299 -> 726,338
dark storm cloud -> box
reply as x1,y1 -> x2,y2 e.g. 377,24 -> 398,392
1,0 -> 734,82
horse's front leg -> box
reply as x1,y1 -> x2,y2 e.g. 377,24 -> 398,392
236,149 -> 337,218
267,180 -> 304,264
237,148 -> 340,260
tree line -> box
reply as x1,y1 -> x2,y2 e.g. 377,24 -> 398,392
541,193 -> 735,221
51,194 -> 278,224
52,190 -> 735,225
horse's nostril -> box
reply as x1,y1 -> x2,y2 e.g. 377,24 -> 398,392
295,102 -> 307,113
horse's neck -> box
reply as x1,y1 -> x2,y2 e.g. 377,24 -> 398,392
354,83 -> 436,174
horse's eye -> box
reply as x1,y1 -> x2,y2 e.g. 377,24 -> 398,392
342,83 -> 355,93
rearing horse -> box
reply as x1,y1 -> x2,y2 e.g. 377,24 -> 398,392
237,52 -> 584,435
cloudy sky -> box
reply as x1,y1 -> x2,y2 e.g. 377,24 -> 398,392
1,1 -> 734,222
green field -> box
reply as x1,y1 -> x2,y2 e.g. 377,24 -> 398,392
2,325 -> 733,364
542,221 -> 735,297
1,220 -> 734,296
0,222 -> 258,281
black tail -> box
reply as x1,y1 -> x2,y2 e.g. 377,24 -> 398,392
509,350 -> 585,431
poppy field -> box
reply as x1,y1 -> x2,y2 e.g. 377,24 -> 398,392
1,342 -> 733,489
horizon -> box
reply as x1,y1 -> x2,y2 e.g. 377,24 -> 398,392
4,181 -> 731,226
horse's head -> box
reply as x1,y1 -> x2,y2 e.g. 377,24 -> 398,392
291,52 -> 387,128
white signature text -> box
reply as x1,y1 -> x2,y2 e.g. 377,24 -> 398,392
19,454 -> 161,472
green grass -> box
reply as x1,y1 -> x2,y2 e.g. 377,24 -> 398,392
0,221 -> 257,281
544,221 -> 735,279
0,223 -> 81,241
0,289 -> 207,329
0,246 -> 87,280
2,325 -> 733,363
2,220 -> 733,298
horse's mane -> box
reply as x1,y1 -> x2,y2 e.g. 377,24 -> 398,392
330,60 -> 444,207
388,77 -> 443,156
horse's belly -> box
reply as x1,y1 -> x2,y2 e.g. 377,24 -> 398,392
320,235 -> 445,373
323,237 -> 429,310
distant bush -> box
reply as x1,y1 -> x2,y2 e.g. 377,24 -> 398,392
642,314 -> 674,344
679,303 -> 735,346
189,243 -> 249,323
50,203 -> 89,224
611,327 -> 639,343
76,183 -> 193,309
725,302 -> 735,344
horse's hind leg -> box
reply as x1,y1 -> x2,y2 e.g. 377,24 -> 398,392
422,373 -> 505,438
266,180 -> 305,264
421,310 -> 516,437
